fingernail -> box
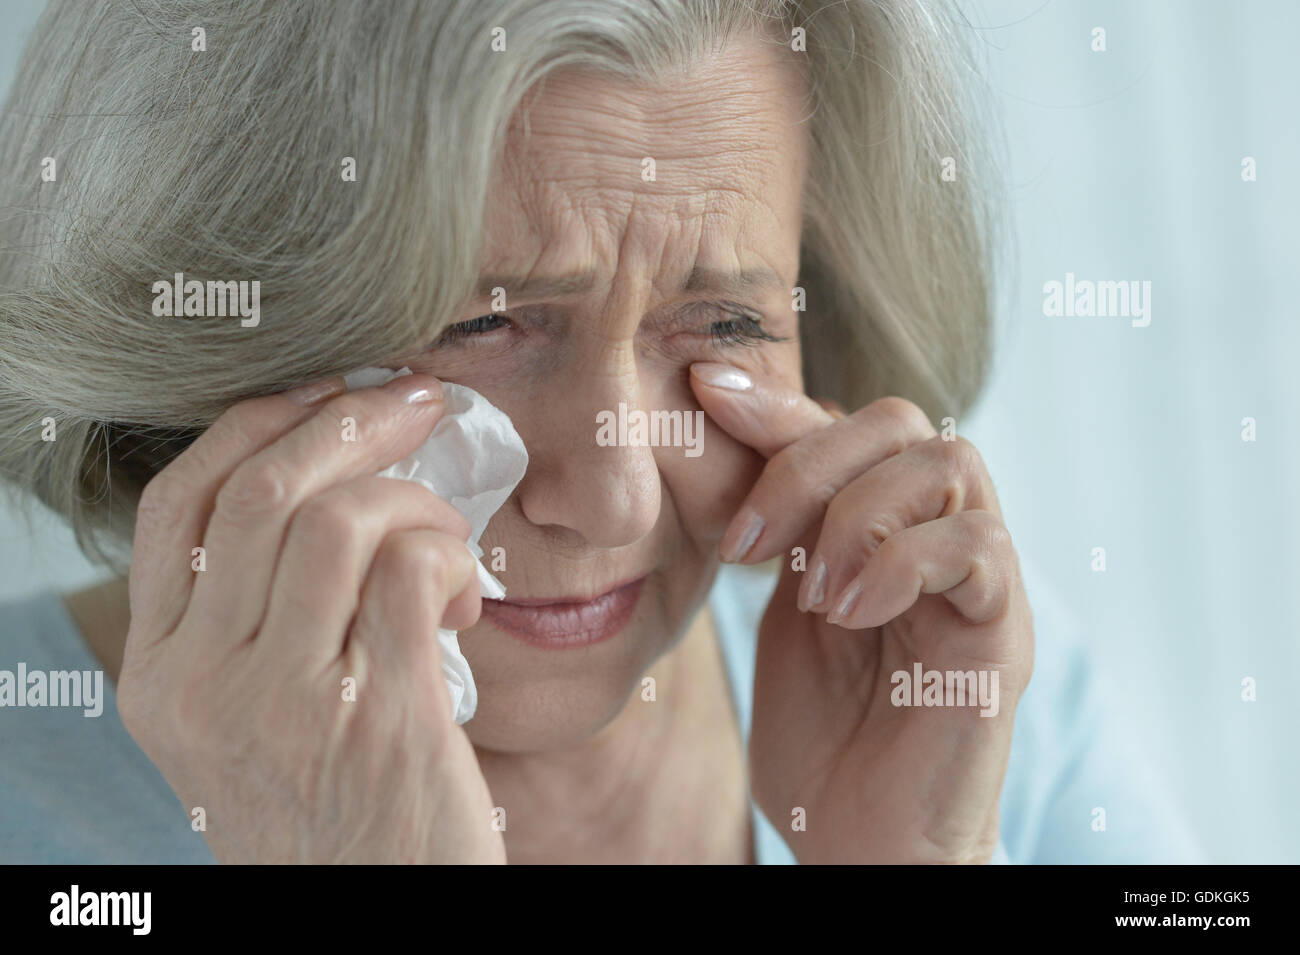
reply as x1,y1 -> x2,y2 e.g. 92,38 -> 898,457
799,557 -> 828,611
385,374 -> 443,404
721,510 -> 764,563
284,377 -> 345,406
826,578 -> 863,625
693,363 -> 752,392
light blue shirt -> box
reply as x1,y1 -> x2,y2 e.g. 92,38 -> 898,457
0,557 -> 1203,863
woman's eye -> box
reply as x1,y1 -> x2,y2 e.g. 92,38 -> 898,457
433,313 -> 512,345
429,304 -> 786,350
706,308 -> 786,348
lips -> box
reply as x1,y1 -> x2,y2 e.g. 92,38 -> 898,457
480,576 -> 646,649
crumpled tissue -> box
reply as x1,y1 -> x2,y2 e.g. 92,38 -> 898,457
341,366 -> 528,725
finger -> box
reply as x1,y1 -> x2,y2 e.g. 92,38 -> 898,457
126,376 -> 347,651
694,382 -> 938,564
689,362 -> 835,458
798,435 -> 999,613
183,373 -> 445,653
350,528 -> 481,721
439,577 -> 484,633
824,510 -> 1017,629
254,475 -> 473,675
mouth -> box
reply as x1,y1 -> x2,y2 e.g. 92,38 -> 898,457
480,576 -> 647,649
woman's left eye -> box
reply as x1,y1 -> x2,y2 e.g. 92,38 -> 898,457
705,307 -> 785,348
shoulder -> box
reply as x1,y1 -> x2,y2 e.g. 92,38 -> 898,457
0,588 -> 215,864
0,588 -> 70,642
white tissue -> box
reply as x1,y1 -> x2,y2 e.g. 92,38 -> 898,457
341,366 -> 528,724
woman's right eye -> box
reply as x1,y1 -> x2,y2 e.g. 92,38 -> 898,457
433,313 -> 512,345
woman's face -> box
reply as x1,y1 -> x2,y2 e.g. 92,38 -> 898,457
395,34 -> 810,751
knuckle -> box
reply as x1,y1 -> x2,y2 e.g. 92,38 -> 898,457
428,536 -> 473,596
293,491 -> 362,549
383,534 -> 446,590
973,510 -> 1014,555
870,518 -> 903,556
868,396 -> 934,446
856,509 -> 897,552
436,538 -> 477,599
829,480 -> 897,552
969,560 -> 1009,619
217,459 -> 293,518
418,545 -> 452,596
930,436 -> 983,513
938,434 -> 984,476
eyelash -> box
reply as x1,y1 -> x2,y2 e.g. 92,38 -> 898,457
435,314 -> 509,344
708,308 -> 786,348
433,305 -> 786,349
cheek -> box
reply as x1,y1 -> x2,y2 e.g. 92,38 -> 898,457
649,363 -> 766,548
654,339 -> 801,543
656,425 -> 763,548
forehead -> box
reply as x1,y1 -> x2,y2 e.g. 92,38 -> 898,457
478,31 -> 810,297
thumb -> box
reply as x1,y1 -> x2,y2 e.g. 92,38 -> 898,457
690,362 -> 837,459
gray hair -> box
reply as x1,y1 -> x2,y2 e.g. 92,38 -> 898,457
0,0 -> 997,573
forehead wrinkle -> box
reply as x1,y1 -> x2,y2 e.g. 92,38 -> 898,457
512,156 -> 782,268
477,35 -> 807,326
505,41 -> 805,172
480,180 -> 791,311
507,98 -> 790,189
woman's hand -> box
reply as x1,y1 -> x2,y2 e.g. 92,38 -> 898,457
691,363 -> 1034,864
116,373 -> 506,864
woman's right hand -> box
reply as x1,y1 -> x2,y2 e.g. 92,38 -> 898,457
115,372 -> 506,864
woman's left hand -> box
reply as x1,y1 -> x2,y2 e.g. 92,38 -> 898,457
691,363 -> 1035,864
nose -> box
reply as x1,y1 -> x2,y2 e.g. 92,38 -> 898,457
514,353 -> 662,549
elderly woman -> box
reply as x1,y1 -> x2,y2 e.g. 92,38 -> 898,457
0,0 -> 1199,864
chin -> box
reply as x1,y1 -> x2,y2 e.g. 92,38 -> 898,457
462,669 -> 642,752
460,603 -> 680,753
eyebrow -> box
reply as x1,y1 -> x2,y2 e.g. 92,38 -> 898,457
474,265 -> 786,300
